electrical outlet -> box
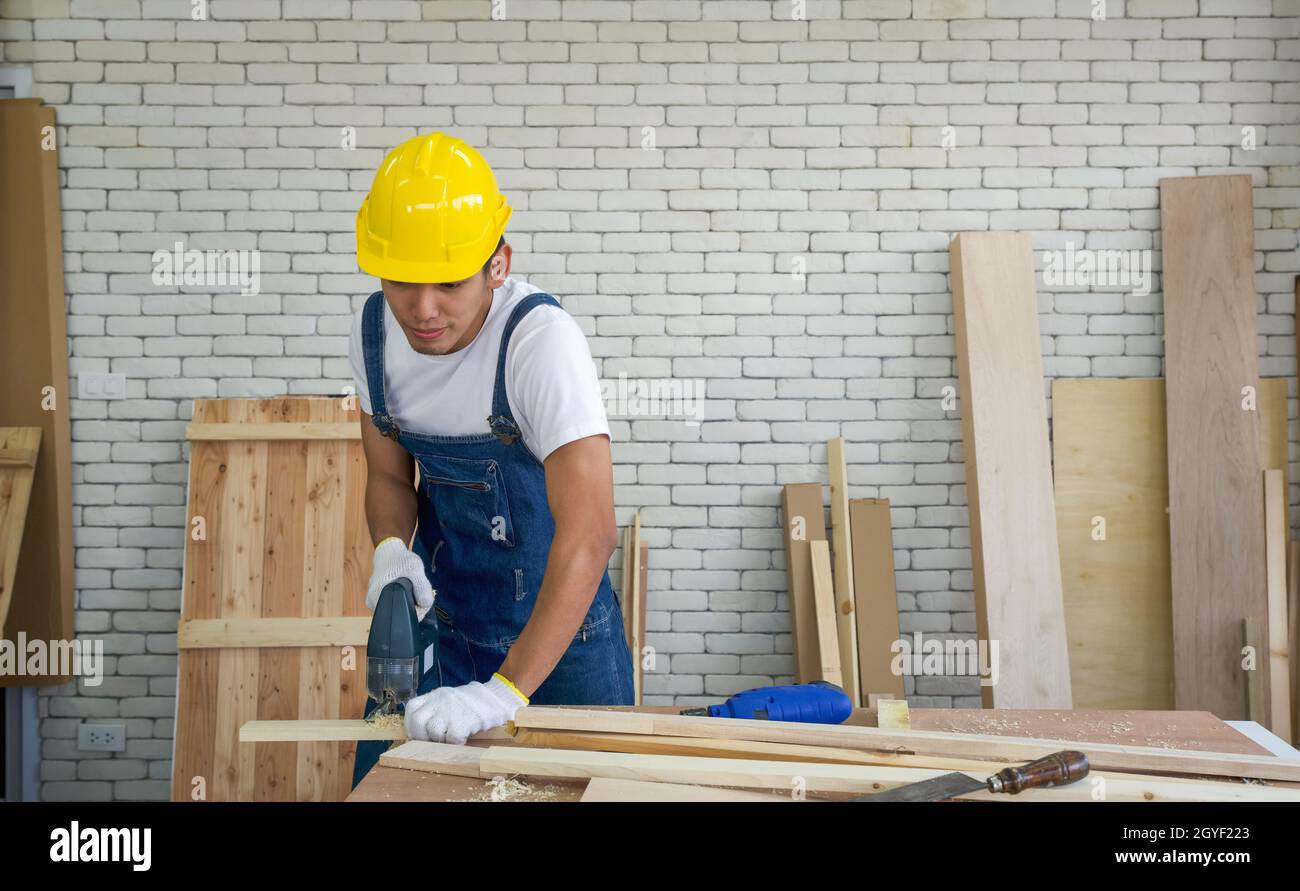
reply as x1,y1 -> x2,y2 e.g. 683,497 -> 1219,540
78,723 -> 126,753
78,372 -> 127,401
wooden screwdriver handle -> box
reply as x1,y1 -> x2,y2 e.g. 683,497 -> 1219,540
987,750 -> 1090,794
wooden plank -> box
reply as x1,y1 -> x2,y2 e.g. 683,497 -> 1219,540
509,707 -> 1300,782
808,541 -> 844,686
0,428 -> 40,631
512,727 -> 1012,773
950,231 -> 1071,708
1160,174 -> 1267,720
172,397 -> 375,801
177,617 -> 371,649
1291,540 -> 1300,745
480,745 -> 1300,802
380,740 -> 488,778
1264,469 -> 1293,742
0,447 -> 38,468
848,498 -> 905,701
1053,378 -> 1288,710
240,720 -> 511,743
877,699 -> 910,730
629,513 -> 643,705
780,483 -> 828,683
580,777 -> 790,802
912,709 -> 1271,755
637,540 -> 648,704
242,720 -> 408,743
826,437 -> 860,705
185,422 -> 361,441
0,99 -> 75,687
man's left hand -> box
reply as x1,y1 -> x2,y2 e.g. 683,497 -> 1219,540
404,674 -> 528,745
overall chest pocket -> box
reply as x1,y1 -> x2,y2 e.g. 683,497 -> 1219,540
418,455 -> 516,548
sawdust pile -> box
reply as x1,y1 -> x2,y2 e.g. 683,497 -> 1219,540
461,775 -> 562,802
368,713 -> 405,733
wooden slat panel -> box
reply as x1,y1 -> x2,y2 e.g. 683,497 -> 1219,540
178,617 -> 370,649
1053,378 -> 1288,710
780,483 -> 828,684
254,398 -> 310,802
0,428 -> 41,631
186,422 -> 361,441
172,397 -> 373,801
1160,174 -> 1267,720
0,99 -> 75,687
849,498 -> 905,701
950,231 -> 1071,708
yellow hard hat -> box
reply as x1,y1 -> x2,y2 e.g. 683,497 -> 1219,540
356,132 -> 512,283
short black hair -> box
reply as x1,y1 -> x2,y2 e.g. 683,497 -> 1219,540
482,236 -> 505,274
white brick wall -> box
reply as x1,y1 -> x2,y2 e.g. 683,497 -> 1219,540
1,0 -> 1297,800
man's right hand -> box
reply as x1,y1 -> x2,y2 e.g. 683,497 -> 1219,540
367,537 -> 435,614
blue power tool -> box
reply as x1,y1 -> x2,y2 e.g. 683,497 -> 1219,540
680,681 -> 853,724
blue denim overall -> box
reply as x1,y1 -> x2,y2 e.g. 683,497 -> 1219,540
351,289 -> 634,786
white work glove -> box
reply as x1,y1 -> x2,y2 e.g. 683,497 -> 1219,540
366,537 -> 435,618
404,674 -> 528,745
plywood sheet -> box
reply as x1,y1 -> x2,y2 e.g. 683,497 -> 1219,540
0,99 -> 74,686
849,498 -> 905,701
1053,378 -> 1287,710
1160,174 -> 1267,720
780,483 -> 828,683
950,231 -> 1071,708
171,398 -> 371,801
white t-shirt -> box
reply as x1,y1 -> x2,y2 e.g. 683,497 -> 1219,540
348,277 -> 610,462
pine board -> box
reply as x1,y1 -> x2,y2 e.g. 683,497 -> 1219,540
0,428 -> 40,632
950,231 -> 1071,708
1160,174 -> 1267,720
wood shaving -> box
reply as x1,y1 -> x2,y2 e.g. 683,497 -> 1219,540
461,775 -> 562,802
367,713 -> 405,732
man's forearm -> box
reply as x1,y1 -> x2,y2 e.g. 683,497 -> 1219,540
365,473 -> 418,546
496,530 -> 616,697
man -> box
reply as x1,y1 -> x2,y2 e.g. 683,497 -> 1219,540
349,132 -> 633,782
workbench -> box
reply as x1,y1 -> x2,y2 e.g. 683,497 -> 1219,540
346,707 -> 1295,802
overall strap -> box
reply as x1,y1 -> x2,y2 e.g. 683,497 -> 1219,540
361,291 -> 401,440
487,291 -> 562,445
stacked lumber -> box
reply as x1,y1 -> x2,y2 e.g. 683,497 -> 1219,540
1050,176 -> 1296,731
780,442 -> 907,707
371,708 -> 1300,802
171,397 -> 373,801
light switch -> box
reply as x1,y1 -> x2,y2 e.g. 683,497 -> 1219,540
78,372 -> 127,401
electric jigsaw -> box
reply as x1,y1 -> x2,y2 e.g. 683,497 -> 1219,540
365,577 -> 424,722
